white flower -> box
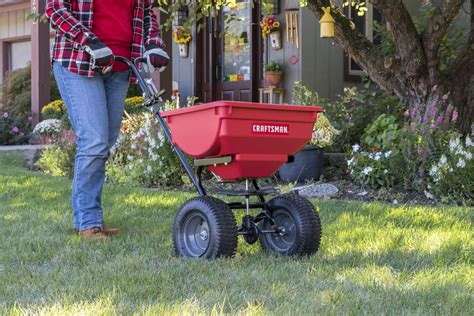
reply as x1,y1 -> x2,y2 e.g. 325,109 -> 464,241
466,137 -> 473,147
464,152 -> 472,161
456,159 -> 466,168
429,165 -> 438,176
131,144 -> 137,150
439,155 -> 447,165
383,169 -> 388,174
128,165 -> 133,170
449,137 -> 461,153
449,167 -> 453,172
347,157 -> 355,166
362,167 -> 373,175
32,119 -> 63,135
424,191 -> 434,200
374,153 -> 381,161
352,144 -> 360,153
384,151 -> 392,158
127,155 -> 134,161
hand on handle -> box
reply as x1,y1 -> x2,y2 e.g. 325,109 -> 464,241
142,44 -> 169,73
84,38 -> 115,73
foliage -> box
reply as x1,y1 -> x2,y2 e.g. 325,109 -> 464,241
124,96 -> 145,115
348,145 -> 405,188
425,134 -> 474,206
292,80 -> 319,106
311,113 -> 340,148
260,16 -> 280,38
107,112 -> 185,188
362,114 -> 400,151
292,81 -> 339,148
1,150 -> 472,314
264,60 -> 282,72
0,64 -> 60,116
41,100 -> 67,121
323,85 -> 406,152
36,130 -> 76,177
0,111 -> 31,145
173,27 -> 192,44
292,81 -> 405,152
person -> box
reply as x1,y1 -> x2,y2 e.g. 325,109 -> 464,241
45,0 -> 169,240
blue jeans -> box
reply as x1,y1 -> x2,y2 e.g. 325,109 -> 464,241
53,62 -> 130,231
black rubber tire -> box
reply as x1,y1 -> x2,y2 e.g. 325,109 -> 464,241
172,196 -> 237,259
259,193 -> 321,256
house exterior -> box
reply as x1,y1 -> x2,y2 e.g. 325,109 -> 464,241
0,1 -> 471,119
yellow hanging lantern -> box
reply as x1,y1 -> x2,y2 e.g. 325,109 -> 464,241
319,7 -> 335,38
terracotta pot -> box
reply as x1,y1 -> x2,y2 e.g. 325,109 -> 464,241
40,135 -> 51,145
264,71 -> 282,87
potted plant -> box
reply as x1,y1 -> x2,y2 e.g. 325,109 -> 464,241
264,60 -> 283,87
173,27 -> 192,58
32,118 -> 64,144
278,81 -> 340,183
260,16 -> 281,49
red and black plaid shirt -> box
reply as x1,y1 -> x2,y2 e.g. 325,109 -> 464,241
45,0 -> 165,80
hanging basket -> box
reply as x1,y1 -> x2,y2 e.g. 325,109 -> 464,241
269,31 -> 282,50
178,43 -> 189,58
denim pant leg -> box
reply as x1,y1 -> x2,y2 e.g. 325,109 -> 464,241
53,63 -> 110,231
104,71 -> 130,148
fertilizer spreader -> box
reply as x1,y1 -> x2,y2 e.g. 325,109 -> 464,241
118,56 -> 323,259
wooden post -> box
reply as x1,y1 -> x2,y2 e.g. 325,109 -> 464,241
31,0 -> 50,125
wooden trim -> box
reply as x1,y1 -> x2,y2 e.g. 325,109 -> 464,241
0,41 -> 11,85
31,0 -> 50,125
2,35 -> 31,43
343,53 -> 363,82
0,2 -> 29,14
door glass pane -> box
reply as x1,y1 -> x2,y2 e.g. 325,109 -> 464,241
222,0 -> 251,82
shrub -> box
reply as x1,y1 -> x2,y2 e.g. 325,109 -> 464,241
425,134 -> 474,205
291,81 -> 405,152
124,96 -> 145,115
1,64 -> 60,116
107,112 -> 185,187
0,111 -> 31,145
362,114 -> 400,151
348,145 -> 405,188
32,119 -> 64,137
41,100 -> 67,121
36,130 -> 76,177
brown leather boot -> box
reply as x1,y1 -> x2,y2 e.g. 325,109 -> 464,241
102,227 -> 121,236
79,227 -> 107,240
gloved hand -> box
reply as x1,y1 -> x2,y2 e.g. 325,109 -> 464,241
84,38 -> 115,72
143,44 -> 169,73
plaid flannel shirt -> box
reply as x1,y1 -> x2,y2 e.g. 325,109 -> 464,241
45,0 -> 165,81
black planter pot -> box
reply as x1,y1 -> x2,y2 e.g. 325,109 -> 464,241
278,146 -> 324,183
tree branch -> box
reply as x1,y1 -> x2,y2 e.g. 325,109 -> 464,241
305,0 -> 409,100
423,0 -> 466,83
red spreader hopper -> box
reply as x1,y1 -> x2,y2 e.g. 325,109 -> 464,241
161,101 -> 323,181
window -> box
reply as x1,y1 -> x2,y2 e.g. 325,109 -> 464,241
344,3 -> 383,81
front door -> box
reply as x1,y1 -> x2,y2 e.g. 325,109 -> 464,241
197,0 -> 260,102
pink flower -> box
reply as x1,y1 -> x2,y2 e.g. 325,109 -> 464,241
442,94 -> 449,101
452,110 -> 458,122
12,126 -> 20,134
28,116 -> 33,121
20,132 -> 25,137
404,110 -> 409,117
3,112 -> 8,118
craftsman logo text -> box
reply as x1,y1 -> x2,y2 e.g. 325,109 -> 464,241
252,123 -> 290,135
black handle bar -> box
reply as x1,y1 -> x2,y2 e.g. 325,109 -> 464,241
115,56 -> 152,98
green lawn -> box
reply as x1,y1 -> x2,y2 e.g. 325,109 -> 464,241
0,151 -> 472,315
